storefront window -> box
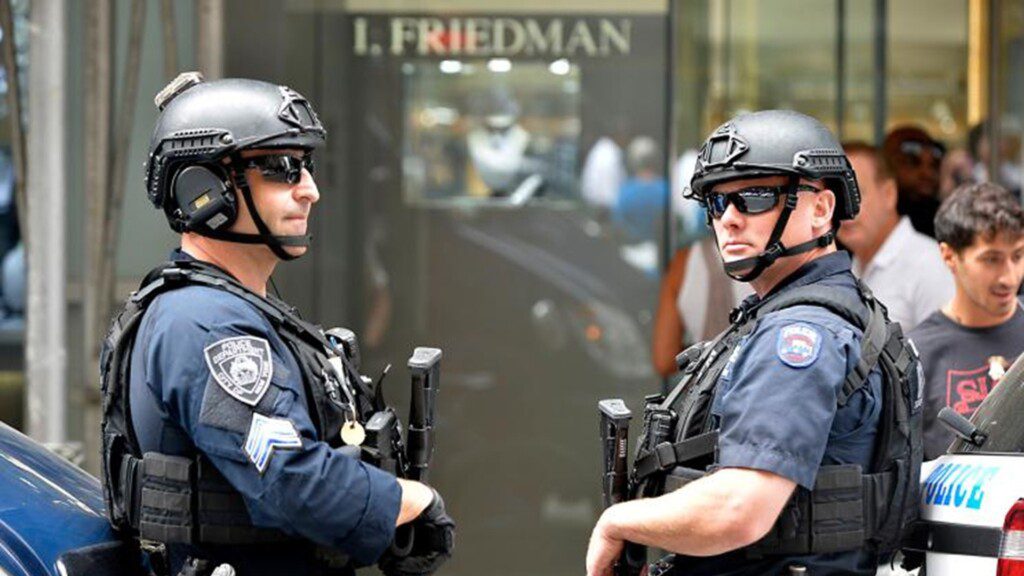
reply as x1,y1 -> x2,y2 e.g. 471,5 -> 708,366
888,1 -> 969,143
402,59 -> 581,206
674,0 -> 971,155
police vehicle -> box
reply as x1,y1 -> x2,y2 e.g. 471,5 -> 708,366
905,352 -> 1024,574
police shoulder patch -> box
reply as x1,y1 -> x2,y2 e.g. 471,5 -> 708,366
776,323 -> 822,368
204,336 -> 274,406
244,413 -> 303,474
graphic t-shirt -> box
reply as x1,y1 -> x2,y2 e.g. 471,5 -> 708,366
908,305 -> 1024,459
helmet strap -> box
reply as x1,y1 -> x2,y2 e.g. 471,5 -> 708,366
197,158 -> 311,261
716,176 -> 835,282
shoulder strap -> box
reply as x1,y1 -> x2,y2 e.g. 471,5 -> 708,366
159,261 -> 318,341
755,283 -> 867,328
839,293 -> 889,405
658,320 -> 742,412
146,260 -> 375,403
99,295 -> 151,532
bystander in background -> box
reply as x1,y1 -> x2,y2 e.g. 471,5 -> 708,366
839,142 -> 953,330
613,136 -> 669,244
883,126 -> 944,237
909,182 -> 1024,460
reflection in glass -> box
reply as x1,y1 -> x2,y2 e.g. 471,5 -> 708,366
402,60 -> 580,207
0,148 -> 22,332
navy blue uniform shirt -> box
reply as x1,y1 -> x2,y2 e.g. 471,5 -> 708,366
129,250 -> 402,574
679,251 -> 883,576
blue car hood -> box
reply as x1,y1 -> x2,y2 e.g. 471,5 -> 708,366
0,422 -> 119,576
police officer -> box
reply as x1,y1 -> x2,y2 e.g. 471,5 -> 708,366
586,110 -> 921,576
100,73 -> 453,576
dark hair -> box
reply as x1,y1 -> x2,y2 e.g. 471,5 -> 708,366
935,182 -> 1024,250
842,141 -> 895,182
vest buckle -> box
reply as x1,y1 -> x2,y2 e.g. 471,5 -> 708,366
653,441 -> 676,471
764,242 -> 785,262
161,267 -> 186,284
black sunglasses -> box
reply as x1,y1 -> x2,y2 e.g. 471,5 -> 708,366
705,184 -> 821,219
898,140 -> 945,164
246,153 -> 315,184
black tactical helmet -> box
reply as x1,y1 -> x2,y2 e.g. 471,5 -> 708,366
688,110 -> 860,221
687,110 -> 858,281
145,72 -> 326,260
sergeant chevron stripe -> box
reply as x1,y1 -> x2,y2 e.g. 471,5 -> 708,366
244,413 -> 303,474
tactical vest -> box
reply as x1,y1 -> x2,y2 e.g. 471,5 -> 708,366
631,281 -> 923,561
99,259 -> 376,550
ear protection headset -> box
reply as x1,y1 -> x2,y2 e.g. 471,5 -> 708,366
169,163 -> 237,233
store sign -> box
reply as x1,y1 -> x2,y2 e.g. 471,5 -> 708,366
353,16 -> 633,58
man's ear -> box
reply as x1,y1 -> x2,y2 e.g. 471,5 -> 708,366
813,189 -> 837,228
939,242 -> 958,273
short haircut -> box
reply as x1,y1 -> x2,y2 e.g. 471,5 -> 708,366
935,182 -> 1024,251
626,136 -> 660,174
842,141 -> 894,182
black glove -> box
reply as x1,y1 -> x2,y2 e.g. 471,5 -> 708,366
379,489 -> 455,576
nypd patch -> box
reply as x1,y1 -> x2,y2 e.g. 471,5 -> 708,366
244,413 -> 303,474
776,323 -> 822,368
204,336 -> 274,406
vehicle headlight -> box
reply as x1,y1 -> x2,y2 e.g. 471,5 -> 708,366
566,299 -> 652,380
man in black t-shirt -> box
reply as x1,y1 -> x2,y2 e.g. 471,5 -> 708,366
909,182 -> 1024,460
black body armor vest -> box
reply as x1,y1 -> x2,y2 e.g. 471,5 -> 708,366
99,260 -> 377,549
631,281 -> 923,561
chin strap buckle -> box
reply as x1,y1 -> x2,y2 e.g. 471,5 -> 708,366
762,242 -> 786,264
818,229 -> 836,247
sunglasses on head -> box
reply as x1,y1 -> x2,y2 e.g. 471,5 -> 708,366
704,184 -> 821,219
245,153 -> 315,184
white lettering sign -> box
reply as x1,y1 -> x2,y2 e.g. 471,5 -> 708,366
353,17 -> 633,58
